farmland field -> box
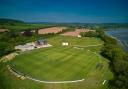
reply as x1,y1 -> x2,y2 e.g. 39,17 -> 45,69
1,36 -> 113,89
38,27 -> 63,34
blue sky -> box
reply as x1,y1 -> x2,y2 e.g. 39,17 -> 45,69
0,0 -> 128,23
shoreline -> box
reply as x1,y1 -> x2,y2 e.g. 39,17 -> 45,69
105,30 -> 128,51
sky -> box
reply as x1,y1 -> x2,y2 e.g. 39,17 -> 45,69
0,0 -> 128,23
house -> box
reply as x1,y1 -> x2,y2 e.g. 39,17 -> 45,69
35,39 -> 51,48
35,39 -> 48,46
15,38 -> 52,51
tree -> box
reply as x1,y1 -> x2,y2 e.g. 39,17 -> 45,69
80,31 -> 98,37
22,30 -> 33,36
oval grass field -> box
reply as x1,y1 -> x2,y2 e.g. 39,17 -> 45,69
6,36 -> 113,89
10,46 -> 100,81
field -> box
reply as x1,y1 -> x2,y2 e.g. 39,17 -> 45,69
38,27 -> 65,34
48,35 -> 103,46
0,23 -> 53,31
61,29 -> 94,37
0,29 -> 9,33
1,36 -> 113,89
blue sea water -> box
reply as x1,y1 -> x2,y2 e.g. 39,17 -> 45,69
106,28 -> 128,51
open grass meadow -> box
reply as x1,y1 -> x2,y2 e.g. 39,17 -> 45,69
48,35 -> 103,46
0,23 -> 53,31
1,36 -> 113,89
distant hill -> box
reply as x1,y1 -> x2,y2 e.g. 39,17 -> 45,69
0,18 -> 25,25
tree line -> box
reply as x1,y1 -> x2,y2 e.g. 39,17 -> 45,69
97,30 -> 128,89
80,30 -> 128,89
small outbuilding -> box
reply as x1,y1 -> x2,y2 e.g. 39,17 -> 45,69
77,35 -> 81,38
62,42 -> 69,46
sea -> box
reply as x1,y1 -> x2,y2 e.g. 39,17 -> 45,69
106,28 -> 128,51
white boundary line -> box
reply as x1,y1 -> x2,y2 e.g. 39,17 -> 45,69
7,65 -> 85,84
27,76 -> 85,83
73,44 -> 103,48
